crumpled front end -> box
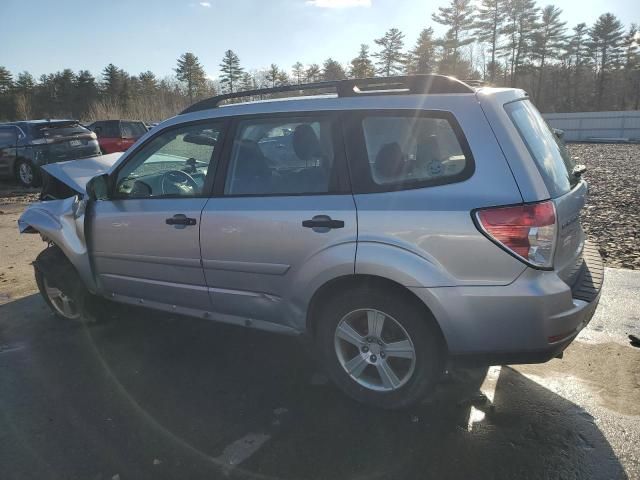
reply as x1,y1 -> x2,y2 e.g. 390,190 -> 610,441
18,195 -> 96,293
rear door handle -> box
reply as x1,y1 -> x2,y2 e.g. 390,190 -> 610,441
302,215 -> 344,229
166,214 -> 197,226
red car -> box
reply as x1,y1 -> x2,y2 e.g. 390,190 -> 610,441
87,120 -> 148,154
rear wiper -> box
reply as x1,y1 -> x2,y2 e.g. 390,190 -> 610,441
572,164 -> 587,177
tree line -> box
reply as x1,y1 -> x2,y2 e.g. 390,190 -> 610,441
0,0 -> 638,122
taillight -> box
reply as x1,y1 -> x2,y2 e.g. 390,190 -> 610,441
475,200 -> 557,269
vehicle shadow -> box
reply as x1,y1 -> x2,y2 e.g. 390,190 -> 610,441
0,295 -> 628,480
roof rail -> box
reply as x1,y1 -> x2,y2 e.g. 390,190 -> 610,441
180,74 -> 475,114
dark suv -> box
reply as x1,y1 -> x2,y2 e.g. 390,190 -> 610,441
87,120 -> 148,154
0,120 -> 101,187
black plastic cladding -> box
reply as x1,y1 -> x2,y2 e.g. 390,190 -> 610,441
180,74 -> 475,114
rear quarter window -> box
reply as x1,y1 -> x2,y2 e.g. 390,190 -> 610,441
504,99 -> 576,198
346,111 -> 474,193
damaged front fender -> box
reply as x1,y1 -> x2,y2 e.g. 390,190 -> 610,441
18,195 -> 97,293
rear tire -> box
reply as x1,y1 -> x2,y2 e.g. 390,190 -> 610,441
15,159 -> 41,188
316,286 -> 444,409
34,246 -> 99,323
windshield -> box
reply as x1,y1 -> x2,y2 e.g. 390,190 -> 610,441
505,99 -> 577,197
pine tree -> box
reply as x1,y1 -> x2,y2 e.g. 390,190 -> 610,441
175,52 -> 207,103
500,0 -> 539,86
622,24 -> 639,109
219,49 -> 243,93
474,0 -> 506,82
266,64 -> 281,87
101,64 -> 124,102
432,0 -> 476,75
239,72 -> 255,91
305,64 -> 322,82
75,70 -> 98,118
566,23 -> 590,110
373,28 -> 406,76
589,13 -> 625,109
406,28 -> 437,74
138,71 -> 158,96
350,44 -> 376,78
533,5 -> 567,106
292,62 -> 305,84
322,58 -> 347,81
0,66 -> 13,94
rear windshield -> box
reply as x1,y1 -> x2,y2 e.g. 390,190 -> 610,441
121,121 -> 147,138
505,99 -> 576,198
32,123 -> 91,139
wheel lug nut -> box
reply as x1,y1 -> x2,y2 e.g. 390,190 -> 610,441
362,345 -> 369,353
366,337 -> 373,343
377,340 -> 383,346
380,352 -> 385,358
370,355 -> 377,363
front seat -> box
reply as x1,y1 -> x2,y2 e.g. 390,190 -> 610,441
374,142 -> 405,183
229,140 -> 272,194
290,124 -> 328,192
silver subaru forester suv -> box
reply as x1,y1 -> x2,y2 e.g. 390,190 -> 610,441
19,75 -> 603,409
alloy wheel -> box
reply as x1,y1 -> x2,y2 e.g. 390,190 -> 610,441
19,162 -> 34,186
43,277 -> 80,320
334,308 -> 417,392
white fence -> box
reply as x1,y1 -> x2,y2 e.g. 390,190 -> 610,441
542,110 -> 640,142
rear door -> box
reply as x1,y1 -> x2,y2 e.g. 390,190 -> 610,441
504,99 -> 585,282
90,120 -> 226,311
199,113 -> 356,330
0,126 -> 17,178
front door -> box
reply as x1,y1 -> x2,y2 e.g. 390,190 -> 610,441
90,120 -> 226,311
199,113 -> 357,330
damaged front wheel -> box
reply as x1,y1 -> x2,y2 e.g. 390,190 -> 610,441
34,246 -> 100,323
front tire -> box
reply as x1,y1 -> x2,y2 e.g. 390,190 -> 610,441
316,286 -> 444,409
15,159 -> 41,188
34,247 -> 98,323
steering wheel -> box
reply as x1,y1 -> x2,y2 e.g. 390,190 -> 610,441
160,170 -> 199,195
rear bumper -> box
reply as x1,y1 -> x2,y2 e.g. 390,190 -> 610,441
411,241 -> 604,366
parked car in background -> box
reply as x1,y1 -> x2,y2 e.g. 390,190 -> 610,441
87,120 -> 148,154
18,75 -> 603,409
0,119 -> 101,187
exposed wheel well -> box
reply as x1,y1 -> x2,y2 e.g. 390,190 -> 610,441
306,274 -> 448,353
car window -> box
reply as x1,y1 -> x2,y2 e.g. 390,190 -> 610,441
32,123 -> 90,139
0,126 -> 17,147
121,121 -> 147,138
505,99 -> 576,197
224,116 -> 336,195
115,122 -> 223,198
359,114 -> 471,188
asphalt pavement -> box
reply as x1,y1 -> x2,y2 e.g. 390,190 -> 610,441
0,268 -> 639,480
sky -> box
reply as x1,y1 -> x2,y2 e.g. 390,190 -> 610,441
0,0 -> 637,80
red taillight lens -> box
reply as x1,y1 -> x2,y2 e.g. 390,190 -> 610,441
475,201 -> 557,268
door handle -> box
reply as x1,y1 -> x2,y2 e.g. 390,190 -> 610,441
166,214 -> 197,226
302,215 -> 344,229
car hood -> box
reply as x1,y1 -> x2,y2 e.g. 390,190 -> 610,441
41,153 -> 122,194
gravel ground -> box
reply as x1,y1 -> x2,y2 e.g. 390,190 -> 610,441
570,144 -> 640,270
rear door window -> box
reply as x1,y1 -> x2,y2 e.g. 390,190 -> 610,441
346,111 -> 474,193
223,115 -> 341,196
504,99 -> 576,198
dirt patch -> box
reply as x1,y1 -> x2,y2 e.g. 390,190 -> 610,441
518,341 -> 640,416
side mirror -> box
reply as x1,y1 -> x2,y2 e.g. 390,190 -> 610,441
86,173 -> 110,201
552,128 -> 564,141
